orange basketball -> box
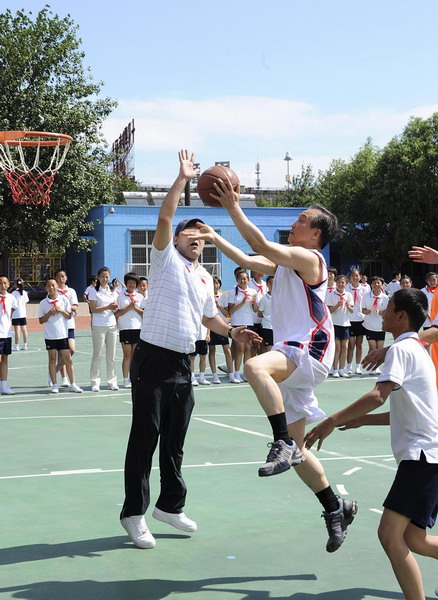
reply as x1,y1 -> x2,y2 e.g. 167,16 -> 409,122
197,165 -> 240,207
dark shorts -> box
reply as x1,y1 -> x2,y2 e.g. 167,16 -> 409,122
363,328 -> 385,342
249,323 -> 263,336
189,340 -> 208,356
45,338 -> 70,351
0,338 -> 12,355
261,327 -> 273,346
120,329 -> 141,345
68,328 -> 75,340
383,452 -> 438,529
349,321 -> 365,337
334,325 -> 350,340
12,318 -> 27,326
209,331 -> 229,346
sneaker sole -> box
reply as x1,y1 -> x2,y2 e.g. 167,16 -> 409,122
120,520 -> 156,549
152,509 -> 197,532
326,501 -> 358,553
258,454 -> 305,477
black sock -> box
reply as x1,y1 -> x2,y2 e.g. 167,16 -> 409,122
268,413 -> 292,444
315,486 -> 339,513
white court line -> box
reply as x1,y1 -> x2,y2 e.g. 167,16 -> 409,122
0,391 -> 131,404
192,417 -> 271,438
382,457 -> 395,462
370,508 -> 383,514
0,413 -> 266,421
336,484 -> 349,495
343,467 -> 362,476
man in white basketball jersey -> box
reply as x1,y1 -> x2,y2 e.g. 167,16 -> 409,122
190,181 -> 358,553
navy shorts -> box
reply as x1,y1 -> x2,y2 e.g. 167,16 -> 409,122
68,328 -> 75,340
349,321 -> 365,337
209,331 -> 229,346
0,338 -> 12,355
189,340 -> 208,356
363,328 -> 385,342
383,452 -> 438,529
120,329 -> 141,345
12,318 -> 27,326
334,325 -> 350,340
261,328 -> 273,346
45,338 -> 70,351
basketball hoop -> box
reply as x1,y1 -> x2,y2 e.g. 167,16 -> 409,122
0,131 -> 72,206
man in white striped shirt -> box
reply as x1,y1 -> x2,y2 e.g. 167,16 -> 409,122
120,150 -> 261,549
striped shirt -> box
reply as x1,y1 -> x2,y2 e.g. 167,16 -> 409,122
140,240 -> 217,353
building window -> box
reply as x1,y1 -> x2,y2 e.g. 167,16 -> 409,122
278,230 -> 290,245
128,230 -> 221,277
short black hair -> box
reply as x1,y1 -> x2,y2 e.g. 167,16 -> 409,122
213,276 -> 222,286
308,204 -> 342,249
124,271 -> 139,285
392,271 -> 401,278
392,288 -> 428,332
371,276 -> 385,284
328,267 -> 338,276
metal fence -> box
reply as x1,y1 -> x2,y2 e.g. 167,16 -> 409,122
8,253 -> 63,287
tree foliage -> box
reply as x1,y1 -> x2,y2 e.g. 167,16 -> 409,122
0,6 -> 117,253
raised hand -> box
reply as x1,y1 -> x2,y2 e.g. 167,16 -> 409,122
408,245 -> 438,264
178,149 -> 199,180
210,176 -> 240,211
304,418 -> 336,450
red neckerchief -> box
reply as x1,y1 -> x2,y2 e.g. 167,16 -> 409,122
335,291 -> 345,306
350,285 -> 359,304
327,286 -> 335,293
58,289 -> 68,296
427,286 -> 437,293
124,292 -> 136,302
49,299 -> 58,307
372,295 -> 380,310
0,295 -> 6,313
251,279 -> 264,294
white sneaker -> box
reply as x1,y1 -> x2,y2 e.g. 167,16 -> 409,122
123,378 -> 132,389
339,370 -> 349,378
212,374 -> 221,384
61,376 -> 70,387
230,374 -> 240,383
234,373 -> 244,383
152,507 -> 197,532
91,385 -> 100,392
48,373 -> 53,387
13,345 -> 19,352
199,378 -> 211,385
108,384 -> 119,391
121,515 -> 156,549
346,364 -> 353,374
69,383 -> 83,393
50,384 -> 59,394
1,385 -> 15,395
218,363 -> 229,374
355,367 -> 362,375
21,344 -> 28,350
374,367 -> 381,374
332,371 -> 340,378
191,379 -> 199,386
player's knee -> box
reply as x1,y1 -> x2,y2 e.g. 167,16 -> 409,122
377,521 -> 395,552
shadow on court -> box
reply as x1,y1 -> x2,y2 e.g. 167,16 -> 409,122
0,581 -> 417,600
0,535 -> 193,565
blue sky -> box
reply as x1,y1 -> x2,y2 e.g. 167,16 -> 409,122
16,0 -> 438,187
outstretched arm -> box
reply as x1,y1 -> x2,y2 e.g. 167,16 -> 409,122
408,245 -> 438,264
153,150 -> 199,251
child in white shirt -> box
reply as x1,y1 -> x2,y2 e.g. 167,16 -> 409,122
326,275 -> 354,377
361,277 -> 389,374
256,275 -> 274,352
38,279 -> 82,394
11,278 -> 29,351
0,276 -> 17,394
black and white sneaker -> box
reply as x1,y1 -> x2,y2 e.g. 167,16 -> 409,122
322,497 -> 358,552
258,440 -> 304,477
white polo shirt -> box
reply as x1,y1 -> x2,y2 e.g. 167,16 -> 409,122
88,286 -> 117,327
377,331 -> 438,464
346,283 -> 365,321
326,290 -> 353,327
215,291 -> 229,323
421,285 -> 436,327
361,291 -> 389,332
385,280 -> 400,298
11,290 -> 29,319
0,293 -> 18,338
249,278 -> 267,325
117,291 -> 143,331
140,240 -> 217,354
38,294 -> 71,340
58,286 -> 78,329
258,293 -> 272,330
228,286 -> 257,326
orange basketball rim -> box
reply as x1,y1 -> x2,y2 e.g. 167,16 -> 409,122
0,130 -> 73,206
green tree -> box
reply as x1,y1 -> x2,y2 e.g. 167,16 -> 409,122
257,163 -> 317,207
0,6 -> 117,254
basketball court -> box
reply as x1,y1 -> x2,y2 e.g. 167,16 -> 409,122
0,329 -> 436,600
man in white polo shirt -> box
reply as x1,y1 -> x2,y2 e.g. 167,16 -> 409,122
120,150 -> 261,550
305,288 -> 438,600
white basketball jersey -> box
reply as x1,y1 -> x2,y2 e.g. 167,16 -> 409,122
271,250 -> 334,367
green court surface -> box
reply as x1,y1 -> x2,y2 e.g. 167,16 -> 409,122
1,330 -> 436,600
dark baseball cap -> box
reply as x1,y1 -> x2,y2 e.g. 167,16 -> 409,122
174,218 -> 205,236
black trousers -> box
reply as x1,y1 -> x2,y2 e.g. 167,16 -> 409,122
120,340 -> 194,518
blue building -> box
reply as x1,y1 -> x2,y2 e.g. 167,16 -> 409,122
66,204 -> 331,293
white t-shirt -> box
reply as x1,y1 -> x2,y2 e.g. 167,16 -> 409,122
88,286 -> 118,327
117,291 -> 143,331
58,286 -> 78,329
258,293 -> 272,330
421,286 -> 436,327
361,291 -> 389,332
325,285 -> 336,302
228,286 -> 257,326
215,291 -> 229,323
377,331 -> 438,464
248,278 -> 267,324
326,290 -> 353,327
0,293 -> 18,338
11,290 -> 29,319
84,285 -> 95,300
346,283 -> 365,321
385,280 -> 400,298
140,241 -> 217,354
38,294 -> 71,340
